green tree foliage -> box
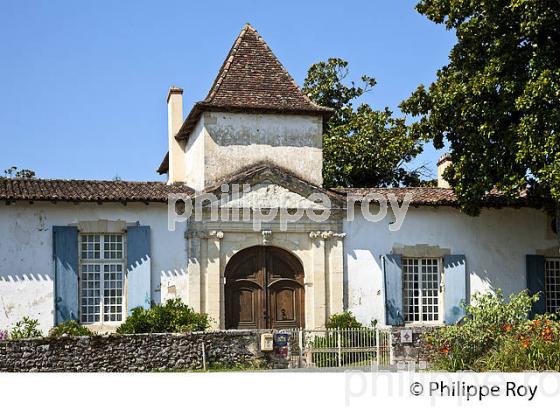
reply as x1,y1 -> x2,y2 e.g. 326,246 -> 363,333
303,58 -> 426,188
116,299 -> 210,334
401,0 -> 560,215
3,166 -> 36,179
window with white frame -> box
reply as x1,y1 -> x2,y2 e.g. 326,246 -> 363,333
545,258 -> 560,314
79,234 -> 125,324
402,257 -> 442,324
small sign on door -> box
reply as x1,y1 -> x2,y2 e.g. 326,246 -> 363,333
400,329 -> 413,344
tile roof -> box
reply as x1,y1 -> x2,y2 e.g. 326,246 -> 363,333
157,23 -> 333,174
174,23 -> 332,142
0,175 -> 535,209
334,187 -> 533,207
157,152 -> 169,174
0,178 -> 193,203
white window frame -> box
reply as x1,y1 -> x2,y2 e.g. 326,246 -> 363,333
545,258 -> 560,314
402,257 -> 444,325
78,233 -> 127,325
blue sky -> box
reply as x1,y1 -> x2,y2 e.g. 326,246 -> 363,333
0,0 -> 455,182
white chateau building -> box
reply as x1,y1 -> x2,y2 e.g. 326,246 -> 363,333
1,24 -> 559,333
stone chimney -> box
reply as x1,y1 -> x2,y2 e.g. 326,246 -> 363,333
167,86 -> 186,183
437,154 -> 451,188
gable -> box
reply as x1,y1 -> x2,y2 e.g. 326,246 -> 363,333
194,163 -> 345,210
220,181 -> 328,209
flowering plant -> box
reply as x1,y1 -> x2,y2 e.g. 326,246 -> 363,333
422,290 -> 553,371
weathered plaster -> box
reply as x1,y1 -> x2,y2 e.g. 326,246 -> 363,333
344,205 -> 557,327
183,112 -> 323,189
221,182 -> 327,209
0,202 -> 187,333
184,116 -> 206,190
167,88 -> 187,184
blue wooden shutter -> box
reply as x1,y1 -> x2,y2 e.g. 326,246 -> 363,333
526,255 -> 546,318
127,225 -> 151,313
383,254 -> 404,325
53,226 -> 79,324
443,255 -> 467,324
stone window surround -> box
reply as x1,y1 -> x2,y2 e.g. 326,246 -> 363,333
392,243 -> 451,259
402,257 -> 443,325
392,243 -> 450,328
75,220 -> 130,333
78,233 -> 126,325
77,220 -> 127,234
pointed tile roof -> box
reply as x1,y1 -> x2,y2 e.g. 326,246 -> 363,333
202,23 -> 330,113
174,23 -> 332,142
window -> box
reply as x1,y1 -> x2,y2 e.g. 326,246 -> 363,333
403,257 -> 442,324
79,234 -> 125,324
545,258 -> 560,313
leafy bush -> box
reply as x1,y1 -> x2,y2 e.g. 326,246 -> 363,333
422,290 -> 560,371
311,311 -> 377,367
9,317 -> 43,340
475,317 -> 560,371
48,321 -> 96,337
116,299 -> 210,334
326,311 -> 363,329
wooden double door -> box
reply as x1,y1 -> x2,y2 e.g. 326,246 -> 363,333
225,246 -> 305,329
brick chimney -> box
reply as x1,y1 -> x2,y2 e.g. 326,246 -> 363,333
437,154 -> 451,188
167,86 -> 186,183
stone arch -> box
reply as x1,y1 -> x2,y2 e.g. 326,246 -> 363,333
224,246 -> 304,329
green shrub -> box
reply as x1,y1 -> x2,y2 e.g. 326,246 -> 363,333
116,299 -> 210,334
423,290 -> 544,371
326,311 -> 362,329
9,317 -> 43,340
474,316 -> 560,371
310,311 -> 377,367
48,320 -> 96,337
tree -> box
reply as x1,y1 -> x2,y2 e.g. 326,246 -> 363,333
3,166 -> 36,179
303,58 -> 426,188
401,0 -> 560,215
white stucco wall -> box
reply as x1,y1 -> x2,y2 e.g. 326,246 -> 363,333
183,111 -> 323,189
2,197 -> 556,334
0,202 -> 187,333
344,206 -> 559,327
184,116 -> 206,191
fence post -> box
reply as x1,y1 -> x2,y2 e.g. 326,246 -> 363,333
298,328 -> 303,368
389,331 -> 394,365
376,328 -> 381,366
201,341 -> 206,371
337,329 -> 342,368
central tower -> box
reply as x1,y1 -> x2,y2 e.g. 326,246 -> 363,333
158,23 -> 332,189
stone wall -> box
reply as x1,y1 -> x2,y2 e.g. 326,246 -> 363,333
0,331 -> 264,372
390,327 -> 432,365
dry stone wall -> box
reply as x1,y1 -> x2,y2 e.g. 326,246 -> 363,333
0,331 -> 261,372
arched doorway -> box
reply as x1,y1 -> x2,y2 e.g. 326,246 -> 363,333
225,246 -> 304,329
